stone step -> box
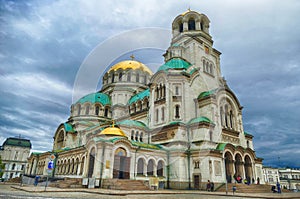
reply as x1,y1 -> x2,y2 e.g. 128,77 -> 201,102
216,183 -> 291,193
102,179 -> 150,190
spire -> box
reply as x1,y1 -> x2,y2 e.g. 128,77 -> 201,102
130,54 -> 135,60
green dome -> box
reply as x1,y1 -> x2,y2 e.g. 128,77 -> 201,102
76,92 -> 111,106
128,89 -> 149,105
158,58 -> 192,71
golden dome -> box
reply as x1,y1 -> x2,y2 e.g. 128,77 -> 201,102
108,60 -> 153,75
99,125 -> 127,137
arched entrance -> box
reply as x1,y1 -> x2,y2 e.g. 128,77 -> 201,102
225,152 -> 234,183
234,154 -> 244,179
88,148 -> 95,177
113,147 -> 130,179
244,155 -> 253,182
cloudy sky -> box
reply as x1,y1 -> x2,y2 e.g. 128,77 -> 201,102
0,0 -> 299,167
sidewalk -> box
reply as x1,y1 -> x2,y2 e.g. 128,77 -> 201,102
11,184 -> 300,199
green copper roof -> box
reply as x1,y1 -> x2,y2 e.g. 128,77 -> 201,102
244,131 -> 253,137
3,138 -> 31,148
168,121 -> 185,126
188,116 -> 214,124
117,120 -> 147,128
131,140 -> 163,150
64,123 -> 75,133
128,89 -> 149,105
158,58 -> 192,71
198,89 -> 217,99
216,143 -> 228,151
76,92 -> 111,105
189,68 -> 198,75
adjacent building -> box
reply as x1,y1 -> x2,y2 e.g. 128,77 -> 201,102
26,9 -> 264,189
0,137 -> 31,180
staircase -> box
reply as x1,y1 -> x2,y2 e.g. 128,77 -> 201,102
50,178 -> 83,188
216,183 -> 291,193
102,179 -> 150,190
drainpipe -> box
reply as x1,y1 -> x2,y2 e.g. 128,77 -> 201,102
187,125 -> 191,190
166,151 -> 170,189
99,143 -> 106,188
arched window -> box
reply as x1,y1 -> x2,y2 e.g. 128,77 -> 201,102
127,72 -> 131,82
155,109 -> 159,122
175,105 -> 180,119
175,86 -> 179,95
111,73 -> 115,83
136,73 -> 140,82
209,130 -> 213,141
200,22 -> 203,30
161,107 -> 165,121
229,110 -> 233,129
131,130 -> 134,140
137,159 -> 144,175
147,159 -> 154,176
12,163 -> 16,170
179,22 -> 183,32
203,60 -> 205,69
210,63 -> 213,74
188,19 -> 196,30
104,107 -> 109,117
85,105 -> 90,115
140,132 -> 143,142
247,140 -> 250,148
77,104 -> 81,116
95,106 -> 100,115
157,160 -> 164,177
135,131 -> 139,141
119,72 -> 123,81
225,105 -> 228,127
220,107 -> 224,126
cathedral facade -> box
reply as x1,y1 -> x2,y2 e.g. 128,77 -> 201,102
26,10 -> 264,189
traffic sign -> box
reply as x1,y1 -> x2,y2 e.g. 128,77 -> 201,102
48,160 -> 54,170
49,154 -> 56,161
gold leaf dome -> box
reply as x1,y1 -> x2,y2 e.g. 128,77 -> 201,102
99,125 -> 127,137
108,60 -> 153,75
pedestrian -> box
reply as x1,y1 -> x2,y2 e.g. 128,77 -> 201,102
276,181 -> 281,194
34,175 -> 40,186
252,177 -> 255,184
206,180 -> 211,191
257,177 -> 260,184
210,181 -> 214,192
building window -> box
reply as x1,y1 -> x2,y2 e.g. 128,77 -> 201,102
205,46 -> 209,54
209,130 -> 213,141
131,130 -> 134,140
175,86 -> 179,95
161,107 -> 165,121
140,133 -> 143,142
77,104 -> 81,116
111,73 -> 115,83
136,73 -> 140,82
95,106 -> 100,115
175,105 -> 180,119
155,109 -> 159,122
188,19 -> 195,30
247,140 -> 250,148
104,107 -> 109,117
157,160 -> 164,177
135,132 -> 139,141
194,161 -> 200,169
118,72 -> 123,81
179,22 -> 183,32
85,105 -> 90,115
127,72 -> 131,82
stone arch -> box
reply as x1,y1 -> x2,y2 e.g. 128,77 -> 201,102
137,158 -> 145,176
224,150 -> 234,183
157,160 -> 165,177
234,153 -> 244,178
244,155 -> 253,182
147,159 -> 155,176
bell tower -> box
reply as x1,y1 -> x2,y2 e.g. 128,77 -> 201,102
163,9 -> 222,88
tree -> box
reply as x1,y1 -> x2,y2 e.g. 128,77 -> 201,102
0,156 -> 5,178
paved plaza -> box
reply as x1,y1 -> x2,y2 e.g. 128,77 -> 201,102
1,183 -> 300,199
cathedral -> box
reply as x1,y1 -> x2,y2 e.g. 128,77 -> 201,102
26,10 -> 264,189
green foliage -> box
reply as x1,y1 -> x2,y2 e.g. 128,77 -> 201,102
0,156 -> 5,178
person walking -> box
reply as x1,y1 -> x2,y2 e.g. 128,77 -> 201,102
276,181 -> 281,193
210,181 -> 214,192
206,180 -> 211,191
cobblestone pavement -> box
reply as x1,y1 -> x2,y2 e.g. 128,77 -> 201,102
1,183 -> 300,199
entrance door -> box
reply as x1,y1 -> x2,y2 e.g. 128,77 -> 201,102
194,175 -> 200,189
113,148 -> 130,179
